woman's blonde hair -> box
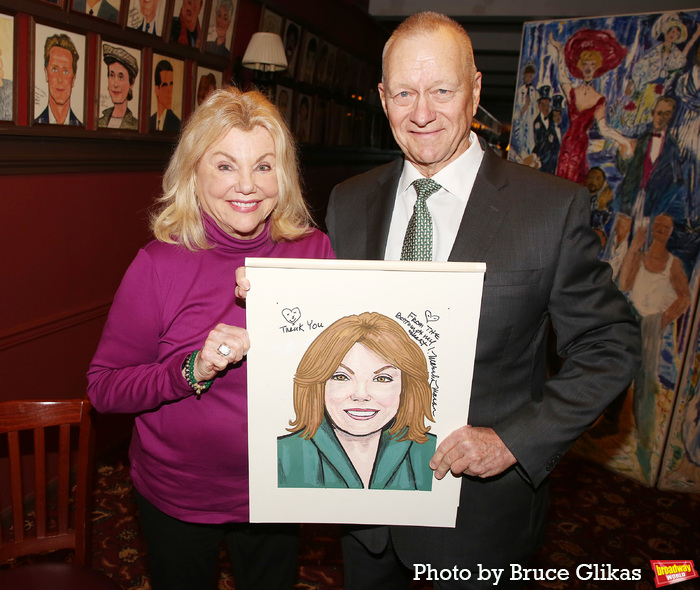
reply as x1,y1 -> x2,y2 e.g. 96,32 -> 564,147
577,50 -> 603,72
289,312 -> 434,443
151,86 -> 312,250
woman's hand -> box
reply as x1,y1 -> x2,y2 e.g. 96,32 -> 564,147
193,324 -> 250,382
235,266 -> 250,300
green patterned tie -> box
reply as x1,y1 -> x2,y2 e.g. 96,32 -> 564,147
400,178 -> 442,261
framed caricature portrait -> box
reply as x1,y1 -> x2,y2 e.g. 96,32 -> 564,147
204,0 -> 236,58
314,40 -> 336,89
282,19 -> 301,78
33,23 -> 86,127
169,0 -> 206,48
260,7 -> 283,35
298,31 -> 318,84
275,84 -> 292,127
0,12 -> 14,123
294,92 -> 312,144
149,53 -> 184,133
98,41 -> 142,131
195,65 -> 222,107
71,0 -> 120,24
126,0 -> 167,36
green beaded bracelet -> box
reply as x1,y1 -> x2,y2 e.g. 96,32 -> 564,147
183,350 -> 214,399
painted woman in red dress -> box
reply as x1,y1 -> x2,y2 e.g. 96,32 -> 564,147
549,29 -> 633,185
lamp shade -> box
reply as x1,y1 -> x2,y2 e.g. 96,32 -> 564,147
242,32 -> 288,72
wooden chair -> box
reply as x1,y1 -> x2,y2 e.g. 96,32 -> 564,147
0,398 -> 122,589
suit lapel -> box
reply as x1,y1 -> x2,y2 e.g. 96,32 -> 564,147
448,141 -> 508,263
366,159 -> 403,259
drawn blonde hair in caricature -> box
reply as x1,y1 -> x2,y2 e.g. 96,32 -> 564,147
287,311 -> 434,443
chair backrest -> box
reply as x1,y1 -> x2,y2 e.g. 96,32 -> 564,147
0,398 -> 93,566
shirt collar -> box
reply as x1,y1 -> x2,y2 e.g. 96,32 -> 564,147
398,131 -> 484,199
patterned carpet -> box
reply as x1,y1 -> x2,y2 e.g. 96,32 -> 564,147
83,442 -> 700,590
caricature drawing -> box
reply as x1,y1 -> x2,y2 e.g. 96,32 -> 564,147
277,312 -> 436,491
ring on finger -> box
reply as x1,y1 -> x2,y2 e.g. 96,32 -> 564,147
217,343 -> 232,357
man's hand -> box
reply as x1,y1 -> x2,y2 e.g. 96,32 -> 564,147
430,426 -> 516,480
235,266 -> 250,299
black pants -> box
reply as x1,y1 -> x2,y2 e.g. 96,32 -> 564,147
135,491 -> 299,590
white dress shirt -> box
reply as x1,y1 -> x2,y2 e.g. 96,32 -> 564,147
384,131 -> 484,261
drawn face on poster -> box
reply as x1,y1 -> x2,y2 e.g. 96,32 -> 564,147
170,0 -> 203,47
149,54 -> 183,133
275,85 -> 292,126
205,0 -> 236,57
196,66 -> 222,106
294,93 -> 312,144
72,0 -> 120,23
283,20 -> 301,78
33,24 -> 85,127
99,43 -> 141,130
298,32 -> 318,84
127,0 -> 165,36
278,312 -> 436,491
0,13 -> 14,122
260,7 -> 283,35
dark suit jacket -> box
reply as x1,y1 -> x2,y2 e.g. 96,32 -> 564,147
617,130 -> 685,223
325,138 -> 641,569
149,109 -> 181,133
532,113 -> 560,175
34,105 -> 82,126
73,0 -> 119,22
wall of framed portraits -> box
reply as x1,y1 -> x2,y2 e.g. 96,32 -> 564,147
0,0 -> 394,451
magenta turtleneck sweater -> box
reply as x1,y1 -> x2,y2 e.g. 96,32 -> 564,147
88,215 -> 334,523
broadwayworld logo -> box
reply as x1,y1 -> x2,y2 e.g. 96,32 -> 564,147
650,560 -> 699,587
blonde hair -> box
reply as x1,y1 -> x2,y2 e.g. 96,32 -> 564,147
382,11 -> 476,83
289,312 -> 434,443
151,87 -> 312,250
577,50 -> 603,72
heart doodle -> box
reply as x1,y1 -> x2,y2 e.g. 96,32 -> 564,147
282,307 -> 301,324
425,310 -> 440,323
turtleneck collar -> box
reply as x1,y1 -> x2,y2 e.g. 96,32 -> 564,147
202,210 -> 273,253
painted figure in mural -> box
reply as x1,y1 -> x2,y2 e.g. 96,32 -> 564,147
0,48 -> 12,121
682,373 -> 700,467
530,86 -> 562,174
619,213 -> 691,479
669,42 -> 700,224
602,212 -> 632,283
205,0 -> 233,57
548,29 -> 632,185
623,13 -> 700,135
586,166 -> 613,233
73,0 -> 119,22
170,0 -> 202,47
129,0 -> 163,35
617,96 -> 684,235
149,60 -> 180,132
278,312 -> 437,491
98,44 -> 139,130
510,60 -> 538,160
34,34 -> 82,126
88,87 -> 334,590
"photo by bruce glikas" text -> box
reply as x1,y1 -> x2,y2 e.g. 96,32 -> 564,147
413,563 -> 642,584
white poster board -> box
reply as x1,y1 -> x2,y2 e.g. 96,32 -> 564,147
246,259 -> 485,527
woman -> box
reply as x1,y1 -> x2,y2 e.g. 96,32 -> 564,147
88,87 -> 334,590
98,44 -> 139,130
205,0 -> 233,57
548,29 -> 632,185
278,312 -> 436,491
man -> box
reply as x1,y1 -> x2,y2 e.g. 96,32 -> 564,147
531,85 -> 560,175
149,60 -> 180,132
73,0 -> 119,22
617,96 -> 685,233
34,34 -> 82,126
325,12 -> 640,589
170,0 -> 202,47
128,0 -> 163,35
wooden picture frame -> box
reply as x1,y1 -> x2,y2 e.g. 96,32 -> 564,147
282,19 -> 301,79
169,0 -> 206,49
194,64 -> 221,107
70,0 -> 121,24
297,30 -> 318,85
260,6 -> 282,36
126,0 -> 167,37
203,0 -> 235,58
275,83 -> 292,127
32,22 -> 87,128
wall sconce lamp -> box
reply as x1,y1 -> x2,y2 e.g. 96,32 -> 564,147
242,32 -> 288,82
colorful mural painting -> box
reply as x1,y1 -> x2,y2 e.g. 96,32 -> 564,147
510,10 -> 700,489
